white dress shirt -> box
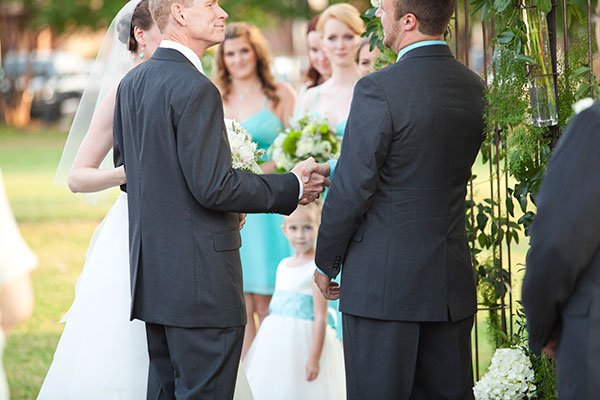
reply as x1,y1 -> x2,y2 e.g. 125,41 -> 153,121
159,40 -> 205,74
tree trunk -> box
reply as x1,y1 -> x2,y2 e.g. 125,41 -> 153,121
0,2 -> 36,127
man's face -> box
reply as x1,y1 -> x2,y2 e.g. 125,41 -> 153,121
376,0 -> 401,50
185,0 -> 228,47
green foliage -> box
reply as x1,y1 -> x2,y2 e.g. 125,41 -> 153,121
26,0 -> 129,33
476,258 -> 511,348
221,0 -> 306,26
360,7 -> 397,69
5,0 -> 315,35
282,130 -> 301,155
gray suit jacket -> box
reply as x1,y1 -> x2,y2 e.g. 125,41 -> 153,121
315,45 -> 485,322
522,102 -> 600,399
113,48 -> 298,328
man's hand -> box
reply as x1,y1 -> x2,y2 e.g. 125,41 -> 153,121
291,157 -> 331,205
238,213 -> 246,231
314,270 -> 340,300
542,332 -> 557,357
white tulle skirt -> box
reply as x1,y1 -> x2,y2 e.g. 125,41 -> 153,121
38,193 -> 253,400
244,315 -> 346,400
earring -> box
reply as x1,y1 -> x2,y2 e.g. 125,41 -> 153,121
139,45 -> 145,59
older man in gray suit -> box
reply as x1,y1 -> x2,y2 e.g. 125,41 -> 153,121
522,5 -> 600,399
314,0 -> 485,398
113,0 -> 327,398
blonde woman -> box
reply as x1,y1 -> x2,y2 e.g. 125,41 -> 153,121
356,36 -> 382,76
296,3 -> 365,137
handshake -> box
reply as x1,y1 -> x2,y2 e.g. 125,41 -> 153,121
291,157 -> 332,205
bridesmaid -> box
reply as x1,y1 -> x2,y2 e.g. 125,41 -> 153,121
295,4 -> 365,340
215,22 -> 296,358
296,3 -> 365,137
297,15 -> 332,105
356,36 -> 382,76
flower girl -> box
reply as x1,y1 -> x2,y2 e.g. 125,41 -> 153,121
244,202 -> 345,399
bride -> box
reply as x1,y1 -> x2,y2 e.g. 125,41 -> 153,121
39,1 -> 252,398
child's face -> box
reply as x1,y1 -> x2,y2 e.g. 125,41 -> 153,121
282,207 -> 319,255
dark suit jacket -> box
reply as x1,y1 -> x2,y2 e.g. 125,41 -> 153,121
315,45 -> 485,322
113,48 -> 298,328
522,102 -> 600,398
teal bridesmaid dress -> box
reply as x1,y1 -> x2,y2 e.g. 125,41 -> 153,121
239,97 -> 291,295
308,86 -> 346,339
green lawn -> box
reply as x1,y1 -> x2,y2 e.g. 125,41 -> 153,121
0,125 -> 118,399
0,124 -> 530,397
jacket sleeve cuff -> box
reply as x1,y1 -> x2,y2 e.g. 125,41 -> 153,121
328,159 -> 337,180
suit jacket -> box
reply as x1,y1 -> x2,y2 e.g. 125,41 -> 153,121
315,45 -> 485,322
522,103 -> 600,398
113,48 -> 299,328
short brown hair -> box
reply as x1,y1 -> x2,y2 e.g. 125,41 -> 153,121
149,0 -> 194,32
215,22 -> 280,106
394,0 -> 456,36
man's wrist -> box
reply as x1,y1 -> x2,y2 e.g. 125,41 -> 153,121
293,172 -> 304,199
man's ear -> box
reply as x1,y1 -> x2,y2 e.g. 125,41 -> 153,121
402,13 -> 418,32
171,3 -> 187,26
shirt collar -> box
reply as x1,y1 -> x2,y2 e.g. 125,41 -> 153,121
396,40 -> 447,62
159,40 -> 205,74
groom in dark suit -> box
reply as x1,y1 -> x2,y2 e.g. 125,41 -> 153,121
113,0 -> 327,398
314,0 -> 485,398
522,7 -> 600,398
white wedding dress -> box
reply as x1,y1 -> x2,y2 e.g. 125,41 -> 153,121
38,192 -> 253,399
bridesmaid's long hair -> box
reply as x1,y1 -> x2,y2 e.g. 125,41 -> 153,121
215,22 -> 280,107
304,16 -> 321,89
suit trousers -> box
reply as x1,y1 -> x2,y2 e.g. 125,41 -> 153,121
342,313 -> 474,400
145,322 -> 244,400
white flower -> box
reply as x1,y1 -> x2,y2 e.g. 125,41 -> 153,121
473,347 -> 536,400
295,137 -> 314,158
224,118 -> 263,173
572,97 -> 594,114
370,0 -> 381,8
268,114 -> 341,171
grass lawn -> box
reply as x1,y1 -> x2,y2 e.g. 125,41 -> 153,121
1,125 -> 118,399
0,124 -> 530,397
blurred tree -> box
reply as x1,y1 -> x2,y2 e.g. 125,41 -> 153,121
0,0 -> 370,125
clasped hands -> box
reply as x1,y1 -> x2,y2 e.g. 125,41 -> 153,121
291,157 -> 331,205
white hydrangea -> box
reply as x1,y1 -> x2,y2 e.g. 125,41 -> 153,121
295,137 -> 315,158
473,347 -> 536,400
224,118 -> 264,174
572,97 -> 594,114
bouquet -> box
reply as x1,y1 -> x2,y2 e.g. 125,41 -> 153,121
473,347 -> 536,400
268,115 -> 341,173
225,118 -> 264,174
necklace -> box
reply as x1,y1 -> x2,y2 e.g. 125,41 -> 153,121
235,83 -> 263,101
